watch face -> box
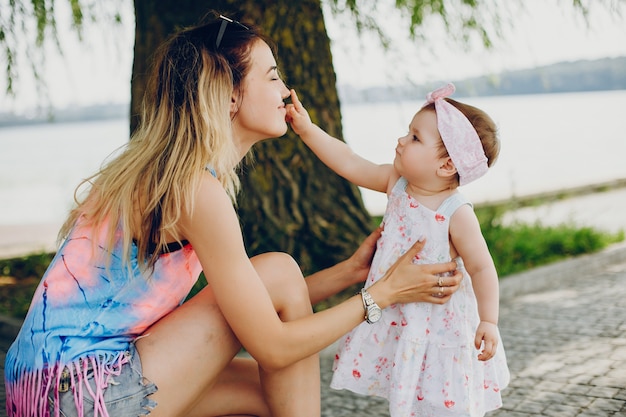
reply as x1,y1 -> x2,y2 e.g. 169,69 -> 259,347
367,306 -> 382,323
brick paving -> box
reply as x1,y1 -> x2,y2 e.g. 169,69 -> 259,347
2,243 -> 626,416
319,242 -> 626,417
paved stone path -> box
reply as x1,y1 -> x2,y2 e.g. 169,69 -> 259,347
2,243 -> 626,416
319,242 -> 626,417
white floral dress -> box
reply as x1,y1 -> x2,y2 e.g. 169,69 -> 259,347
330,177 -> 510,417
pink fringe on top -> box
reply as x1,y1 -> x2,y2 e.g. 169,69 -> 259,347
6,352 -> 129,417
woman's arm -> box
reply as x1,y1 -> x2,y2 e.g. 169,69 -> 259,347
183,174 -> 461,371
286,89 -> 394,193
305,227 -> 381,305
449,204 -> 500,360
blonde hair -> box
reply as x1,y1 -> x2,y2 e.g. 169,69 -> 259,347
60,15 -> 265,269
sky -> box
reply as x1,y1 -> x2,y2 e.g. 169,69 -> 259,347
1,0 -> 625,113
324,0 -> 626,88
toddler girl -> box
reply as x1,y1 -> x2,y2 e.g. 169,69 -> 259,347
287,83 -> 510,416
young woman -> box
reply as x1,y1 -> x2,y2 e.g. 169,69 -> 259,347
4,14 -> 462,417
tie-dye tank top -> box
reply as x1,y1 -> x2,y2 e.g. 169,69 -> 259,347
4,219 -> 202,416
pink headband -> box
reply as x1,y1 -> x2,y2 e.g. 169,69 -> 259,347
425,83 -> 488,186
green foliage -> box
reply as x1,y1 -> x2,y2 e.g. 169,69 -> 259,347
0,252 -> 55,280
186,273 -> 208,302
3,0 -> 605,97
0,252 -> 55,318
2,0 -> 65,95
476,207 -> 624,276
325,0 -> 502,49
1,0 -> 123,97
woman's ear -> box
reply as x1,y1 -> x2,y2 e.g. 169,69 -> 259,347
230,91 -> 240,116
437,157 -> 457,179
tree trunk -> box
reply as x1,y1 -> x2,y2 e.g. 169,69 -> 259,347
132,0 -> 372,275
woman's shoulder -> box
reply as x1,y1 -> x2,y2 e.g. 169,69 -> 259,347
196,169 -> 231,198
180,171 -> 239,235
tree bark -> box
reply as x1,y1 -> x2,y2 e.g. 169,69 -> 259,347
132,0 -> 372,275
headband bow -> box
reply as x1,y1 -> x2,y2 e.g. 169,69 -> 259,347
425,83 -> 488,186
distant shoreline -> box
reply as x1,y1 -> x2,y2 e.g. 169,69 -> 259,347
473,177 -> 626,210
0,103 -> 129,129
339,56 -> 626,104
1,56 -> 625,127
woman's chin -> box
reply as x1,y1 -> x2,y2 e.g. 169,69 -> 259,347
272,124 -> 289,138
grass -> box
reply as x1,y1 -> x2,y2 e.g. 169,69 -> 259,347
475,205 -> 624,276
0,252 -> 55,319
0,204 -> 623,319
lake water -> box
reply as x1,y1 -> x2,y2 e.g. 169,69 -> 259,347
1,90 -> 625,229
342,90 -> 626,214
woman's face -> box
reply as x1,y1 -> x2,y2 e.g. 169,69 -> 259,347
231,40 -> 290,152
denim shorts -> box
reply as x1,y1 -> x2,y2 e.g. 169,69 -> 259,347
48,344 -> 158,417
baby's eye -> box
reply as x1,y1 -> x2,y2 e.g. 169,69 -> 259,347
412,134 -> 420,142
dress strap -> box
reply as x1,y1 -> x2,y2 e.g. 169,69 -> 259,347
437,192 -> 473,218
392,177 -> 408,193
205,165 -> 217,177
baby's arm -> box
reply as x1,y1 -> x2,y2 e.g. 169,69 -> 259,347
286,89 -> 394,193
449,205 -> 500,361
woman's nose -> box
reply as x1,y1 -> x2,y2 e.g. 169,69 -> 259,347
280,81 -> 290,99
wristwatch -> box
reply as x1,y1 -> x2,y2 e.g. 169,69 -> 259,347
360,288 -> 382,324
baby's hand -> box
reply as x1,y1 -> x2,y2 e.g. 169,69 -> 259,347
285,89 -> 313,136
474,321 -> 499,361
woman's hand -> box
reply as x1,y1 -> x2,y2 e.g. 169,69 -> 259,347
370,238 -> 462,308
304,228 -> 382,305
344,227 -> 382,286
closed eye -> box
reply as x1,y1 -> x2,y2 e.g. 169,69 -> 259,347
269,66 -> 285,82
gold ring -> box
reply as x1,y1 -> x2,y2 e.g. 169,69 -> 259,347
438,286 -> 444,296
438,276 -> 444,287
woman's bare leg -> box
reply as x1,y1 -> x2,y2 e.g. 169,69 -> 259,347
252,253 -> 321,417
135,284 -> 269,417
135,252 -> 320,417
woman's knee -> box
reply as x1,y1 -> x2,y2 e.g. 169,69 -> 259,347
251,252 -> 311,320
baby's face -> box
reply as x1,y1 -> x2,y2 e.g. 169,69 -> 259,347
393,109 -> 445,184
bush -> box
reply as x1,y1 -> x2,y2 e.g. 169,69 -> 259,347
477,206 -> 624,276
0,252 -> 55,318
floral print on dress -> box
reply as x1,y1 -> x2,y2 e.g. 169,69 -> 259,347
330,177 -> 509,417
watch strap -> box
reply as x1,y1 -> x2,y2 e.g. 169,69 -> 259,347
361,288 -> 373,307
360,288 -> 381,324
